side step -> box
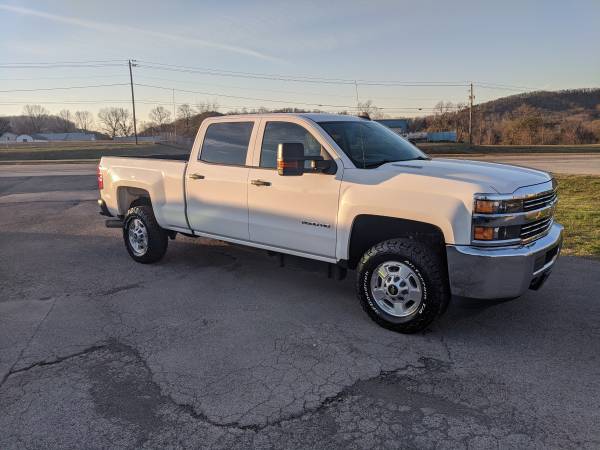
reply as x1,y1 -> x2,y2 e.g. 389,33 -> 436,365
105,219 -> 123,228
268,251 -> 347,281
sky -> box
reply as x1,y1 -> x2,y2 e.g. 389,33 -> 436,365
1,0 -> 599,126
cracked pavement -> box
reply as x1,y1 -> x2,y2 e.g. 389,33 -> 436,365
1,173 -> 599,449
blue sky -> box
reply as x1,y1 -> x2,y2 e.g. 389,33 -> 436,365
1,0 -> 599,123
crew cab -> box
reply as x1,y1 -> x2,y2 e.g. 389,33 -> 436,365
97,113 -> 563,333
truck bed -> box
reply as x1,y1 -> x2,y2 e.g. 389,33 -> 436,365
99,156 -> 190,231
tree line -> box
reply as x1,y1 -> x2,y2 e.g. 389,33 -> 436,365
2,88 -> 598,144
412,89 -> 600,145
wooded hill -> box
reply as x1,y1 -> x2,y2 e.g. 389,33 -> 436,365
411,88 -> 600,145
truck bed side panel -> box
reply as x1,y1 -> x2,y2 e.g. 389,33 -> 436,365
100,157 -> 189,230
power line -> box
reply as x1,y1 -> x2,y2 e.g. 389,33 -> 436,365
0,58 -> 541,92
134,82 -> 462,111
0,63 -> 126,70
0,59 -> 126,65
0,83 -> 129,93
136,61 -> 470,87
133,74 -> 356,99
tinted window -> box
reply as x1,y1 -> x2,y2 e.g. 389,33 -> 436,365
319,121 -> 426,169
200,122 -> 254,165
260,122 -> 327,169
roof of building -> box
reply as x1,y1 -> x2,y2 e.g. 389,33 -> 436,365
33,132 -> 95,141
375,119 -> 409,128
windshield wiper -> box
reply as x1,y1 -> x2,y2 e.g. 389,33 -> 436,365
362,159 -> 401,168
362,156 -> 429,168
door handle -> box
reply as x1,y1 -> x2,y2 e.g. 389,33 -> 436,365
189,173 -> 205,180
251,179 -> 271,187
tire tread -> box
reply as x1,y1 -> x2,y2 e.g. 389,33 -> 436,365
356,238 -> 449,333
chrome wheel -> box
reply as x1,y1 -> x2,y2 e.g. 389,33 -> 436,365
128,218 -> 148,256
370,261 -> 423,318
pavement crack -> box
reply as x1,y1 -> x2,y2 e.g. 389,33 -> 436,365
99,283 -> 142,296
1,343 -> 109,384
0,296 -> 60,389
165,361 -> 428,432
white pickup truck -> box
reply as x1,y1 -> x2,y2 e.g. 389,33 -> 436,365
98,113 -> 563,333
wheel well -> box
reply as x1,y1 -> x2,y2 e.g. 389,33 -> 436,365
117,187 -> 152,215
347,215 -> 446,269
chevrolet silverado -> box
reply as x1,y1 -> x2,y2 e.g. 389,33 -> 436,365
97,113 -> 563,333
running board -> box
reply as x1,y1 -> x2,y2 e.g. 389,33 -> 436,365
105,219 -> 123,228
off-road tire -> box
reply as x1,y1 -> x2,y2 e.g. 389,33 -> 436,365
356,238 -> 449,333
123,205 -> 168,264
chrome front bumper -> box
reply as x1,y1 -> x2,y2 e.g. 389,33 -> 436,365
446,223 -> 563,299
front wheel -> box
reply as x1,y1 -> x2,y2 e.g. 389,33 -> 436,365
123,205 -> 168,264
356,238 -> 449,333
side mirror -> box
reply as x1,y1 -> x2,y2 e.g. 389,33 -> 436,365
277,142 -> 336,176
308,158 -> 335,174
277,142 -> 305,176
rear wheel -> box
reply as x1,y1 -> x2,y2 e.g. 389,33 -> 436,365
356,238 -> 449,333
123,205 -> 168,263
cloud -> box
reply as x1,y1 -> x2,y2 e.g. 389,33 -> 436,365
0,3 -> 279,62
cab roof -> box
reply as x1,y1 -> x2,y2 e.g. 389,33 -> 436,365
207,113 -> 364,123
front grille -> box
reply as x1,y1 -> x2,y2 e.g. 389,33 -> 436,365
472,184 -> 558,246
520,217 -> 553,241
519,189 -> 557,242
523,190 -> 557,211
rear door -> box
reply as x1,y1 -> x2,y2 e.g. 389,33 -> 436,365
247,119 -> 341,259
185,119 -> 257,240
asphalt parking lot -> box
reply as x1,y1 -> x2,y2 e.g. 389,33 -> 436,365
1,172 -> 599,449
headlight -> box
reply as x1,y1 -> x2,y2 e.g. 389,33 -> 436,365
472,195 -> 524,245
473,198 -> 522,214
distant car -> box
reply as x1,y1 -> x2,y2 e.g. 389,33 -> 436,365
98,113 -> 562,333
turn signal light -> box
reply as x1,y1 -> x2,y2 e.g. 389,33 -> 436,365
473,226 -> 495,240
474,200 -> 499,214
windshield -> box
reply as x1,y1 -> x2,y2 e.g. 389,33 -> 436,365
318,121 -> 428,168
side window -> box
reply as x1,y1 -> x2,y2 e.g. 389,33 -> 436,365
200,122 -> 254,166
260,121 -> 328,169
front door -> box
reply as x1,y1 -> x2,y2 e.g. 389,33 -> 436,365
186,120 -> 256,240
247,120 -> 341,258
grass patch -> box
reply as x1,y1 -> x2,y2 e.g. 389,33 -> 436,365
554,175 -> 600,258
420,142 -> 600,155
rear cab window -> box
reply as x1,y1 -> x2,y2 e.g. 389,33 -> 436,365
200,122 -> 254,166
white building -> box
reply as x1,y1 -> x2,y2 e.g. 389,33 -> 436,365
0,132 -> 18,143
16,134 -> 34,142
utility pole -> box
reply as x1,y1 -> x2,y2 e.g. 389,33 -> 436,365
128,59 -> 138,145
172,88 -> 176,144
354,80 -> 360,112
468,82 -> 474,145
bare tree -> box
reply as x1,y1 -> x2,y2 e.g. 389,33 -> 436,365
98,107 -> 132,139
22,104 -> 49,133
196,100 -> 220,113
177,104 -> 195,128
149,106 -> 171,132
57,109 -> 75,132
0,117 -> 10,135
74,110 -> 93,131
357,100 -> 384,119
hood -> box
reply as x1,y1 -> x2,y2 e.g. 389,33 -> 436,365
385,158 -> 551,194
